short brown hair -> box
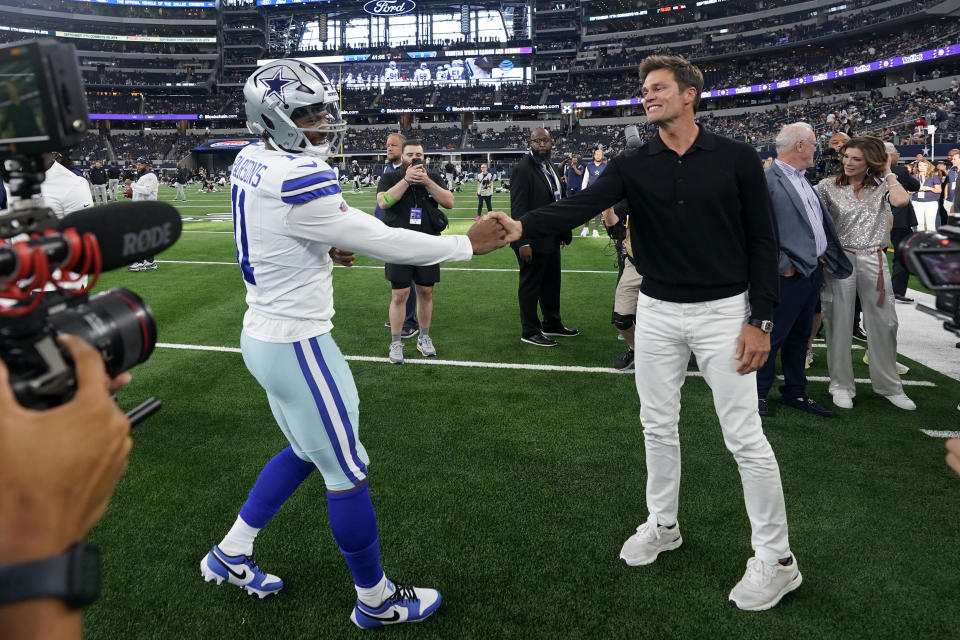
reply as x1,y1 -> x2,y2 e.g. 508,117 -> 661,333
638,55 -> 704,112
402,139 -> 423,151
834,136 -> 887,188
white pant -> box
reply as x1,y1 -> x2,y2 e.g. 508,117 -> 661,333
175,184 -> 186,200
108,178 -> 119,200
913,200 -> 939,230
92,184 -> 108,204
821,249 -> 904,397
634,291 -> 790,563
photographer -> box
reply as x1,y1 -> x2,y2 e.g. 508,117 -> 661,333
376,139 -> 454,364
564,154 -> 584,197
0,336 -> 132,640
476,163 -> 493,220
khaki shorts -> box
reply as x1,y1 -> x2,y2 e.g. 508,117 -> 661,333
614,263 -> 643,316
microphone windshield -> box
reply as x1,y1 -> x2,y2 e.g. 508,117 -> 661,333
58,202 -> 182,271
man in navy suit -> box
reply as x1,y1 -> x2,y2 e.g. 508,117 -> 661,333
758,123 -> 852,417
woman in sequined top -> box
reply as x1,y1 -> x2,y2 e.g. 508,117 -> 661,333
815,136 -> 916,412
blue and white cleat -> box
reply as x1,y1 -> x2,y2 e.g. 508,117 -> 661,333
350,580 -> 441,629
200,545 -> 283,599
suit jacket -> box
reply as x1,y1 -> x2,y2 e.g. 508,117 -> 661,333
765,163 -> 852,279
890,164 -> 920,229
510,153 -> 573,253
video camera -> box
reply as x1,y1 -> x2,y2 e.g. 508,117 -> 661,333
896,226 -> 960,336
0,39 -> 181,418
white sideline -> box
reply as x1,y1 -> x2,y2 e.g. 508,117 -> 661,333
154,342 -> 935,386
155,260 -> 618,274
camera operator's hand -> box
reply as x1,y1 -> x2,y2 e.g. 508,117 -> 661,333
328,247 -> 355,267
467,214 -> 507,255
405,165 -> 427,185
0,335 -> 132,565
946,438 -> 960,477
518,245 -> 533,263
488,211 -> 523,243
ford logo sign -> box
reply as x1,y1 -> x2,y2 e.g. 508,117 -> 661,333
363,0 -> 416,16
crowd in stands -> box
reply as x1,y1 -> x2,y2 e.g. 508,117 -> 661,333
1,0 -> 214,19
583,0 -> 939,37
378,86 -> 435,109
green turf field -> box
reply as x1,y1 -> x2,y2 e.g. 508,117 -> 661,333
83,183 -> 960,639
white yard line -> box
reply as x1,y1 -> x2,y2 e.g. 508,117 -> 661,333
154,341 -> 935,386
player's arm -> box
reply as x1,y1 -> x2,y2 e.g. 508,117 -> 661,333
287,196 -> 481,263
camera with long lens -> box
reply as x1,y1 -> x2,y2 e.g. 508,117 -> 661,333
0,39 -> 180,417
895,226 -> 960,336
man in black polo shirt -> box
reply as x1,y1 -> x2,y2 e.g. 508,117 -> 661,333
377,139 -> 454,365
493,55 -> 799,611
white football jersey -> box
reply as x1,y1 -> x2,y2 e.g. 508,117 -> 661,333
384,67 -> 400,81
449,67 -> 463,80
131,170 -> 159,201
413,68 -> 431,82
230,141 -> 472,343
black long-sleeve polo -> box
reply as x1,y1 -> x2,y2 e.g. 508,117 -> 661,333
517,127 -> 780,320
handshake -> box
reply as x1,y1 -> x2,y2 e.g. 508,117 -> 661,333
466,211 -> 523,254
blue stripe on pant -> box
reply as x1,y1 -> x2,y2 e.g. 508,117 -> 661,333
241,331 -> 369,491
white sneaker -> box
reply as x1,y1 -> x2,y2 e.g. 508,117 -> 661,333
804,350 -> 813,369
831,391 -> 854,409
728,554 -> 802,611
885,393 -> 916,410
416,334 -> 436,357
619,514 -> 682,566
592,229 -> 600,238
579,227 -> 589,237
128,262 -> 143,272
388,341 -> 403,365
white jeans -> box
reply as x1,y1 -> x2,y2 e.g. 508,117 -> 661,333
913,200 -> 939,230
634,291 -> 790,563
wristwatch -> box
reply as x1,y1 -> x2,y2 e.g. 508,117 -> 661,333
747,318 -> 774,333
0,542 -> 100,608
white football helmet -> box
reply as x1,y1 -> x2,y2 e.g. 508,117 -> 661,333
244,58 -> 347,158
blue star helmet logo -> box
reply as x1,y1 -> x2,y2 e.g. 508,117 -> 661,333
259,67 -> 297,104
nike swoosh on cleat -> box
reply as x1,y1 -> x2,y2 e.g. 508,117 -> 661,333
362,610 -> 401,623
212,553 -> 249,582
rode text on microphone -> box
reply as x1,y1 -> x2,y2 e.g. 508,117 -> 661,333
0,39 -> 180,420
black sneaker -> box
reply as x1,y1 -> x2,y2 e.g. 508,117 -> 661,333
758,398 -> 769,417
542,326 -> 580,337
780,396 -> 835,418
400,326 -> 419,339
894,295 -> 914,303
521,332 -> 557,347
613,348 -> 634,370
852,326 -> 868,342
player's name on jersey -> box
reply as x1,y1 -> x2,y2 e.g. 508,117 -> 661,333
232,157 -> 268,188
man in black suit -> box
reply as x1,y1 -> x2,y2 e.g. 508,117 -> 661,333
885,142 -> 921,303
509,128 -> 577,347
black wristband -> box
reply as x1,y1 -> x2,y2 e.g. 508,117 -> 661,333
0,542 -> 100,608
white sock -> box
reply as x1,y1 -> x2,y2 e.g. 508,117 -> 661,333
218,516 -> 260,557
356,574 -> 392,607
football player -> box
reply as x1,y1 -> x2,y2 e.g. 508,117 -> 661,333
383,60 -> 400,82
449,59 -> 464,81
198,58 -> 507,629
413,62 -> 431,83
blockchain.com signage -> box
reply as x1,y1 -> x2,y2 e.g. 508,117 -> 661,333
363,0 -> 416,16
